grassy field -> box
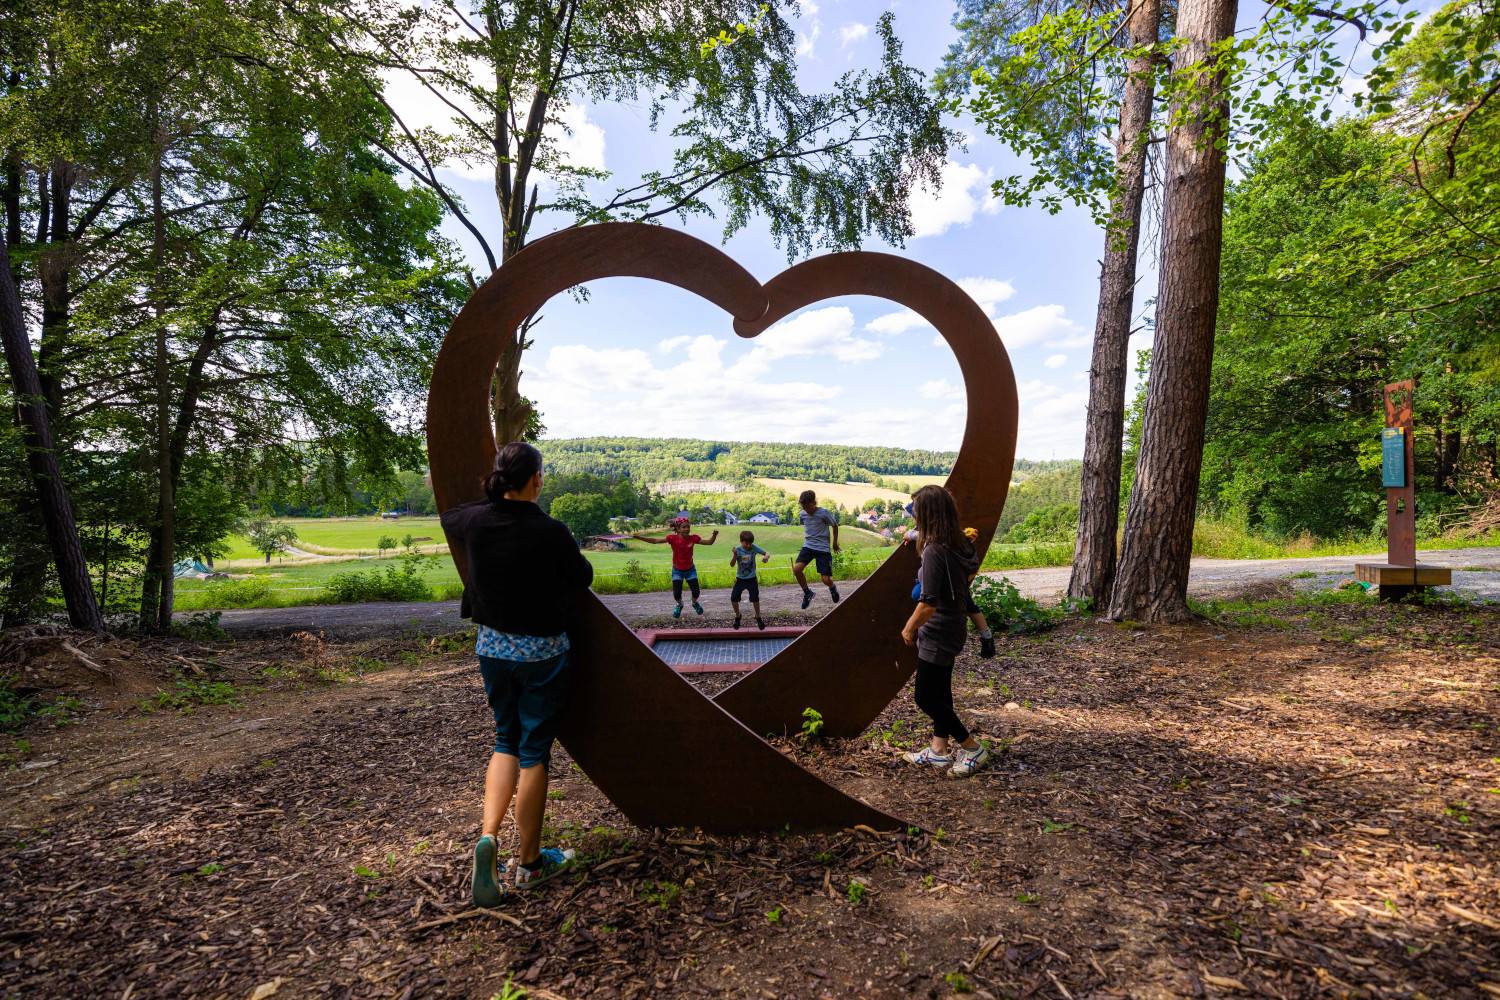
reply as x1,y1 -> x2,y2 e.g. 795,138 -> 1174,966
878,474 -> 950,492
219,517 -> 446,563
754,478 -> 913,509
179,524 -> 899,610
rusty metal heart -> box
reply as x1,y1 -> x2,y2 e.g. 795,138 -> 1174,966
428,223 -> 1017,832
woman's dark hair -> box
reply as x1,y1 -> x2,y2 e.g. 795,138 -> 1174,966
910,485 -> 966,550
483,441 -> 543,502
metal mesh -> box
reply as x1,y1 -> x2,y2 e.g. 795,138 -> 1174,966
652,636 -> 796,668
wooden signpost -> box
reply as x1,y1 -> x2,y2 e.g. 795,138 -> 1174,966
1355,380 -> 1451,599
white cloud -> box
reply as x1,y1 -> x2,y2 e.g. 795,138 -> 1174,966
744,306 -> 883,367
657,335 -> 693,353
1044,353 -> 1068,369
908,161 -> 1001,239
919,378 -> 962,401
866,276 -> 1015,336
796,2 -> 822,57
523,327 -> 965,449
838,22 -> 869,47
1012,380 -> 1089,459
992,304 -> 1087,349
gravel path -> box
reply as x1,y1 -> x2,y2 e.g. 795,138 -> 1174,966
206,546 -> 1500,638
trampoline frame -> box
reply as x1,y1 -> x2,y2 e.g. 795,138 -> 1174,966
636,626 -> 810,673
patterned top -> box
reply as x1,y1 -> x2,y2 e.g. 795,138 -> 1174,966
475,625 -> 570,662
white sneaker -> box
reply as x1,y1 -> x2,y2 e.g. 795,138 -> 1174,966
902,746 -> 954,769
949,742 -> 991,778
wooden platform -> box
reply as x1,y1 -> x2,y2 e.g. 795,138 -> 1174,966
1354,563 -> 1452,587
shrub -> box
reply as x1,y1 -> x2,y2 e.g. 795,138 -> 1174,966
970,575 -> 1061,634
321,554 -> 433,603
1002,503 -> 1078,543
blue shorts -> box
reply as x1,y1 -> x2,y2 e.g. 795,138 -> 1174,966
479,652 -> 571,769
671,566 -> 698,583
796,547 -> 833,577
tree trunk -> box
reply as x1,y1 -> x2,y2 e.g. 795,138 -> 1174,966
143,128 -> 176,632
1067,0 -> 1163,607
36,159 -> 72,420
1107,0 -> 1238,624
0,230 -> 103,630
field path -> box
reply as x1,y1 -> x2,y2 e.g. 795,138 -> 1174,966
208,545 -> 1500,637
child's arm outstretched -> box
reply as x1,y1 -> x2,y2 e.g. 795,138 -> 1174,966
699,530 -> 720,546
631,533 -> 669,544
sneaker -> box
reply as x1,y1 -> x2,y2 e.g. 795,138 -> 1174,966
692,601 -> 704,616
979,634 -> 996,659
672,603 -> 683,619
471,835 -> 505,909
901,746 -> 954,769
829,585 -> 840,604
756,617 -> 766,631
514,847 -> 575,890
733,615 -> 742,630
800,589 -> 814,610
949,742 -> 991,778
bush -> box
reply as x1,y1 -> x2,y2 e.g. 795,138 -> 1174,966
1003,503 -> 1078,543
321,554 -> 433,603
201,577 -> 273,608
970,575 -> 1061,634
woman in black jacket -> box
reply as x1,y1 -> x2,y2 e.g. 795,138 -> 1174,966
440,442 -> 594,907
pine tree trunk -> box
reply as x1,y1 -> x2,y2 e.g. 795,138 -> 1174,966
1068,0 -> 1163,606
0,231 -> 103,630
1107,0 -> 1238,624
144,130 -> 176,632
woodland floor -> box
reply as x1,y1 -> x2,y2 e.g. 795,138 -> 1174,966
2,585 -> 1498,999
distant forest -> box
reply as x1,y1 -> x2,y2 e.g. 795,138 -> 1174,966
538,436 -> 1072,488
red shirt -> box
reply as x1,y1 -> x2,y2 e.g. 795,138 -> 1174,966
665,533 -> 701,571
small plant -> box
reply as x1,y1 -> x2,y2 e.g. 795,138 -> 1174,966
1015,891 -> 1040,905
547,789 -> 567,801
141,675 -> 238,715
258,759 -> 277,770
197,862 -> 224,876
944,971 -> 974,994
640,880 -> 681,909
846,879 -> 867,905
559,915 -> 576,934
621,558 -> 652,591
814,850 -> 834,865
353,864 -> 381,879
412,839 -> 430,855
765,905 -> 784,924
491,977 -> 528,1000
800,706 -> 825,741
1444,801 -> 1472,824
1041,819 -> 1074,834
921,874 -> 936,889
174,610 -> 228,639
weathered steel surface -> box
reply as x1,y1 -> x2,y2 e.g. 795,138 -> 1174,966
713,254 -> 1018,738
427,224 -> 899,832
426,223 -> 1017,830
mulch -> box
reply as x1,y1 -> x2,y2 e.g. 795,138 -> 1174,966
1,590 -> 1497,998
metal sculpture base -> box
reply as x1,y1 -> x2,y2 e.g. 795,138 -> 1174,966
427,223 -> 1018,833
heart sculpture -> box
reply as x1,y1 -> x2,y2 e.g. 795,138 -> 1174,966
428,223 -> 1017,833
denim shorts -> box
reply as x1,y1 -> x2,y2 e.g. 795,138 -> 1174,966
671,566 -> 698,582
479,652 -> 571,769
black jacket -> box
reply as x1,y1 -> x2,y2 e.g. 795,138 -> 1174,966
440,498 -> 594,636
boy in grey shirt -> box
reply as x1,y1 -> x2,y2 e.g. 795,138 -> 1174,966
793,490 -> 840,609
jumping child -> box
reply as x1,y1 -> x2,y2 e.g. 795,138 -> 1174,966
898,485 -> 990,778
728,530 -> 772,630
634,517 -> 718,618
793,490 -> 840,609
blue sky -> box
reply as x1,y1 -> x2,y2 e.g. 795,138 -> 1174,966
392,0 -> 1398,458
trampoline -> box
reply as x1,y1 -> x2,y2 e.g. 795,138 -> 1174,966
637,627 -> 809,673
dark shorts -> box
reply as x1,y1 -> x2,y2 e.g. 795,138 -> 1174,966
796,547 -> 833,576
479,652 -> 571,770
731,577 -> 760,603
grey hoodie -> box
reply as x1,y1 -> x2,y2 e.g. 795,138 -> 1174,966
916,539 -> 981,666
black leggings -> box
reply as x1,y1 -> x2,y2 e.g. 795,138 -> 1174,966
672,576 -> 701,603
914,657 -> 970,743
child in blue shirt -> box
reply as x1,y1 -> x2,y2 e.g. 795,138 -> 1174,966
729,530 -> 772,630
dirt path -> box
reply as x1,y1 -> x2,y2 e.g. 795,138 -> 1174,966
3,587 -> 1497,997
208,546 -> 1500,638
